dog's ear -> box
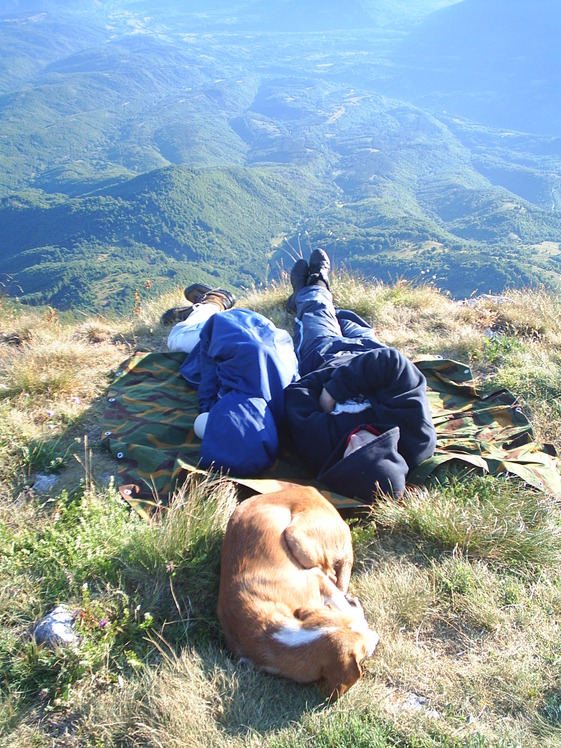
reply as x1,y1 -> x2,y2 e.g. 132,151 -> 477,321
333,556 -> 352,593
325,652 -> 363,700
293,606 -> 318,621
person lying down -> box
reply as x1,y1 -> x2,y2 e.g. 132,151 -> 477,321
163,283 -> 298,475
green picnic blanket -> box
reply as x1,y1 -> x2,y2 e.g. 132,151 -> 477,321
101,352 -> 561,519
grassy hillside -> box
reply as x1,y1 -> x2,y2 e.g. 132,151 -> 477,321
1,277 -> 561,747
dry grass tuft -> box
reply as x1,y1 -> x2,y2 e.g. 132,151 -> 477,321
372,476 -> 561,572
489,287 -> 561,340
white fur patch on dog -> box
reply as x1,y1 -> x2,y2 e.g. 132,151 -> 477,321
364,629 -> 380,655
272,622 -> 335,648
350,617 -> 370,635
323,586 -> 366,617
322,587 -> 349,612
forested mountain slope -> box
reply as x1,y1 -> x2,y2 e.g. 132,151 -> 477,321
1,0 -> 559,312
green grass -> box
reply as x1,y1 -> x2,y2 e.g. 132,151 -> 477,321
371,475 -> 561,572
0,476 -> 237,728
269,708 -> 496,748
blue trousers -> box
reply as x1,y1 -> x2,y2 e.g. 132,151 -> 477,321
293,285 -> 386,376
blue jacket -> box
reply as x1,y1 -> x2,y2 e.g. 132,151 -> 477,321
181,309 -> 298,476
284,347 -> 436,501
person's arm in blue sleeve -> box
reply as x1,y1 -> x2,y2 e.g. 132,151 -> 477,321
284,373 -> 339,473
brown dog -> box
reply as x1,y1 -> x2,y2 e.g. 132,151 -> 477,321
217,485 -> 379,698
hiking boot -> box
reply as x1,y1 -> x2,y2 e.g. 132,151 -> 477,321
199,288 -> 236,310
286,259 -> 309,313
198,289 -> 236,310
160,306 -> 194,326
307,248 -> 330,290
184,283 -> 236,310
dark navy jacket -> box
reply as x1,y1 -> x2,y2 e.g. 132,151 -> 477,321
284,347 -> 436,500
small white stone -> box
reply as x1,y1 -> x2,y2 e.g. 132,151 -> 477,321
33,474 -> 58,493
34,605 -> 79,646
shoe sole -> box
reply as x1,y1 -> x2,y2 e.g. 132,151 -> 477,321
160,306 -> 193,325
184,283 -> 212,304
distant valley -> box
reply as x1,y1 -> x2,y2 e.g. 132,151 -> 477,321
0,0 -> 560,313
